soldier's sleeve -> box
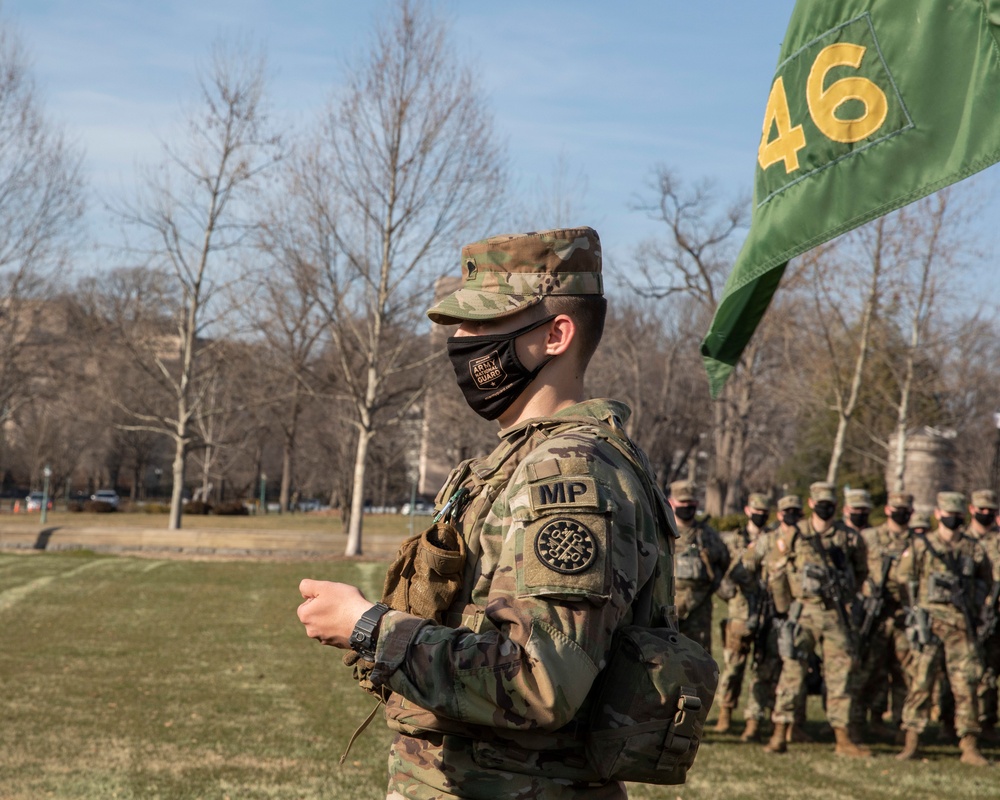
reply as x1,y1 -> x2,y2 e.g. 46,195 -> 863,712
708,525 -> 731,580
766,534 -> 792,614
368,438 -> 659,733
973,542 -> 992,606
896,540 -> 917,599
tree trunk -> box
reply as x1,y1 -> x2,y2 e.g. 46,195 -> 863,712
345,430 -> 371,556
168,436 -> 186,530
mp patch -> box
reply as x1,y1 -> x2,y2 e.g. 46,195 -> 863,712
534,517 -> 598,575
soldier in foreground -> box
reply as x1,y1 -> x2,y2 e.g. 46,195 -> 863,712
715,493 -> 772,734
670,480 -> 730,652
764,481 -> 871,756
966,489 -> 1000,741
851,491 -> 914,739
895,492 -> 992,766
296,228 -> 702,799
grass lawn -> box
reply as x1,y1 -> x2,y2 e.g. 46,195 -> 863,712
1,550 -> 997,799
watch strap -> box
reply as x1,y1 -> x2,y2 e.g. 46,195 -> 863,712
349,602 -> 390,659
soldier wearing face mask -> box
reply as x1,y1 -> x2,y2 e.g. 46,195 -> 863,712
851,491 -> 915,740
715,493 -> 773,734
842,488 -> 872,535
737,495 -> 803,743
895,492 -> 992,765
966,489 -> 999,742
669,480 -> 730,653
764,481 -> 871,756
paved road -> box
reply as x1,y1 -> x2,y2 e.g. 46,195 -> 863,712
0,524 -> 408,559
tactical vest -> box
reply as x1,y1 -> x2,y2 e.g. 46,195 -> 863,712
783,520 -> 857,603
382,413 -> 678,749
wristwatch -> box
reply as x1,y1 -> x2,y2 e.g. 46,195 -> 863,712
349,602 -> 390,660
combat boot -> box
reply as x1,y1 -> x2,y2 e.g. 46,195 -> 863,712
959,735 -> 990,767
740,718 -> 761,742
833,726 -> 872,757
763,723 -> 788,753
714,706 -> 732,733
895,729 -> 920,761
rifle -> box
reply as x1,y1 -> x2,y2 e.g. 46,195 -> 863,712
751,581 -> 775,668
929,543 -> 987,663
805,534 -> 858,655
858,554 -> 896,650
977,578 -> 1000,646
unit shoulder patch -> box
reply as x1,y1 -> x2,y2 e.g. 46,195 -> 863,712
534,517 -> 598,575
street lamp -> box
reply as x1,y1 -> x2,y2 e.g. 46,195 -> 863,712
260,472 -> 267,514
41,465 -> 52,526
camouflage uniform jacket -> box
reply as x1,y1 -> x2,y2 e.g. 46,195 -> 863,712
674,518 -> 730,620
766,517 -> 868,613
967,523 -> 1000,582
367,399 -> 671,763
719,525 -> 766,622
897,526 -> 992,629
860,523 -> 912,614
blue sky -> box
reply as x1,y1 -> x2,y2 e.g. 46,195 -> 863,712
4,0 -> 997,289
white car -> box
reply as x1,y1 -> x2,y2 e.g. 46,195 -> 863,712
25,492 -> 51,512
90,489 -> 120,508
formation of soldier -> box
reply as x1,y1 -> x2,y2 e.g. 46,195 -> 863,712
671,479 -> 1000,766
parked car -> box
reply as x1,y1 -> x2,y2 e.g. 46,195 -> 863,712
90,489 -> 121,508
401,500 -> 434,516
24,492 -> 52,512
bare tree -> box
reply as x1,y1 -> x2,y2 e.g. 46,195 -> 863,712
279,0 -> 506,554
0,16 -> 84,440
628,167 -> 763,514
109,42 -> 282,529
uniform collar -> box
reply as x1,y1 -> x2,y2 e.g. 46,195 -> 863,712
497,398 -> 633,441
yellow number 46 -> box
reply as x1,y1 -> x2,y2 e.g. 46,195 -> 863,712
758,42 -> 889,174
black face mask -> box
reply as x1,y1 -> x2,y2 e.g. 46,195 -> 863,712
890,508 -> 912,526
940,514 -> 964,531
781,512 -> 801,527
750,513 -> 769,529
849,512 -> 869,529
813,502 -> 836,521
974,511 -> 997,527
674,505 -> 698,522
447,315 -> 556,421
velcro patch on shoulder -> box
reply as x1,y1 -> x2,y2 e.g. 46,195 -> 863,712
517,513 -> 610,599
526,476 -> 600,515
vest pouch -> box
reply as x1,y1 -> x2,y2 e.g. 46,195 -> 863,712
674,551 -> 707,582
800,563 -> 826,598
926,571 -> 957,604
585,625 -> 718,785
381,521 -> 467,622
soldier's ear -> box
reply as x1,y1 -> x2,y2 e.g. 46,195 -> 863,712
542,314 -> 575,356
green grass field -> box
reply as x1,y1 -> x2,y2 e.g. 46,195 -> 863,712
1,550 -> 998,799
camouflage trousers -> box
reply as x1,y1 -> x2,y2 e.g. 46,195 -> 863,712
901,616 -> 983,738
772,602 -> 858,729
851,610 -> 910,727
743,625 -> 783,722
718,618 -> 753,709
386,733 -> 626,800
978,631 -> 1000,728
678,596 -> 713,653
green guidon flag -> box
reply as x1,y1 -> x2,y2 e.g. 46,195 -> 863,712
701,0 -> 1000,397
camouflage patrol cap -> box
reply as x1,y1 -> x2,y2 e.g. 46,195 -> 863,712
843,488 -> 872,509
887,491 -> 914,509
426,227 -> 603,325
809,482 -> 837,503
747,492 -> 772,510
936,491 -> 966,513
670,480 -> 698,503
971,489 -> 999,509
909,509 -> 931,530
777,494 -> 803,511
